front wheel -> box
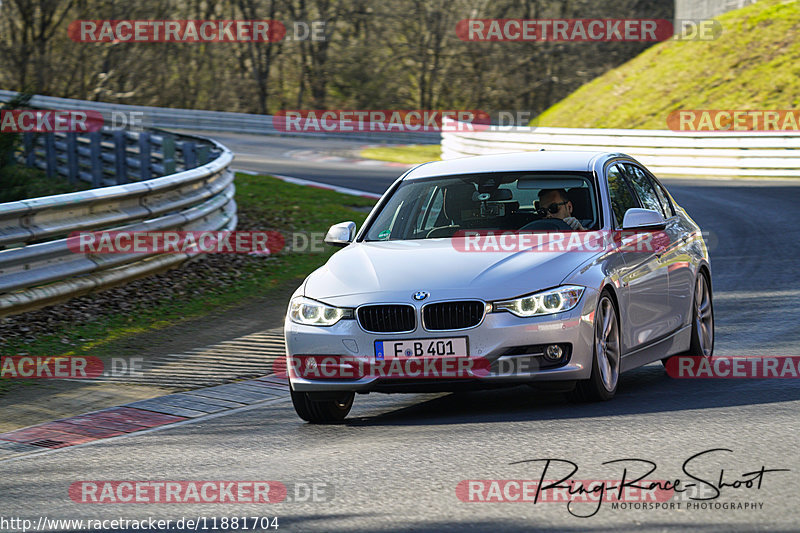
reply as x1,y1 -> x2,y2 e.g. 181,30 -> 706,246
569,290 -> 620,402
663,271 -> 714,367
290,388 -> 354,424
687,271 -> 714,357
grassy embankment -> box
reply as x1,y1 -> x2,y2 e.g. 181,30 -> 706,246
361,0 -> 800,163
537,0 -> 800,128
359,145 -> 441,165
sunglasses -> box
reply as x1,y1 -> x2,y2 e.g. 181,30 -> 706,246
538,200 -> 569,215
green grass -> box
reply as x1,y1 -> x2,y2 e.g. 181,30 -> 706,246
0,164 -> 89,203
535,0 -> 800,129
0,379 -> 33,395
359,145 -> 441,164
0,173 -> 375,364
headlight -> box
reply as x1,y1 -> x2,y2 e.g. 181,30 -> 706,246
493,286 -> 585,317
289,297 -> 353,326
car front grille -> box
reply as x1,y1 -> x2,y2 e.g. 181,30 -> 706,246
423,301 -> 485,330
357,305 -> 416,333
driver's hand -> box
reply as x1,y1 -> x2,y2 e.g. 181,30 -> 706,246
563,217 -> 585,230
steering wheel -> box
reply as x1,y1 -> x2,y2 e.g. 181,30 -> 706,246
520,218 -> 573,231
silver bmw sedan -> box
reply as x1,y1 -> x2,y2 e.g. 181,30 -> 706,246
284,151 -> 714,423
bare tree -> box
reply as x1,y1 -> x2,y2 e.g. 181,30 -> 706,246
0,0 -> 76,93
0,0 -> 674,117
234,0 -> 284,114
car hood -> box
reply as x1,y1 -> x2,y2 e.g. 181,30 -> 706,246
304,237 -> 597,306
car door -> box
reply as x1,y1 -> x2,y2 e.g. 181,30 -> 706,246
638,166 -> 696,329
606,162 -> 671,353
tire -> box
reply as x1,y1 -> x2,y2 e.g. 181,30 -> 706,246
290,387 -> 354,424
569,290 -> 620,402
686,271 -> 714,357
662,271 -> 714,367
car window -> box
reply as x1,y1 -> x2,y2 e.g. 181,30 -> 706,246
623,164 -> 666,218
415,186 -> 444,231
377,199 -> 406,240
498,181 -> 537,208
649,175 -> 675,218
376,185 -> 436,239
606,164 -> 639,228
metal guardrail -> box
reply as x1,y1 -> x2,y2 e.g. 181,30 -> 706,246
0,90 -> 441,145
441,125 -> 800,178
0,123 -> 236,317
22,128 -> 217,188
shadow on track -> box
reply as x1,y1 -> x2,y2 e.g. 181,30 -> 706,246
344,363 -> 800,427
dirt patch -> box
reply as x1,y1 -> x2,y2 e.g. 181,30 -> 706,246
90,279 -> 298,359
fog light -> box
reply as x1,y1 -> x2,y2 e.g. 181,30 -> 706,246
544,344 -> 563,361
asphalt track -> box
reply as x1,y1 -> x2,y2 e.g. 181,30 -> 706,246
193,132 -> 412,193
1,134 -> 800,532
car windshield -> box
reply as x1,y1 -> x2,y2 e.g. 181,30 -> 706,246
364,172 -> 598,241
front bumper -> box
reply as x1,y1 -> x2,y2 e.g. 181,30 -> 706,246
284,288 -> 599,393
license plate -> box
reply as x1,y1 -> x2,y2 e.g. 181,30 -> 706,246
375,337 -> 468,360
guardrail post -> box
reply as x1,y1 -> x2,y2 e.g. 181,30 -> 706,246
161,133 -> 176,175
197,145 -> 210,165
89,131 -> 102,186
23,132 -> 36,166
182,141 -> 196,169
113,129 -> 128,184
66,132 -> 78,184
44,133 -> 57,179
138,131 -> 152,181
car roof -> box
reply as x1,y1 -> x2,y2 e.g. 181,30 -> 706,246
403,150 -> 622,180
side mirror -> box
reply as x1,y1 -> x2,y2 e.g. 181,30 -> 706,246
324,221 -> 356,247
622,208 -> 666,230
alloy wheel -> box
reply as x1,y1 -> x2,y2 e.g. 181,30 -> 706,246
694,274 -> 714,357
595,296 -> 621,392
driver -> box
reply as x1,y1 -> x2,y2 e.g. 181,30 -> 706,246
538,188 -> 586,230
